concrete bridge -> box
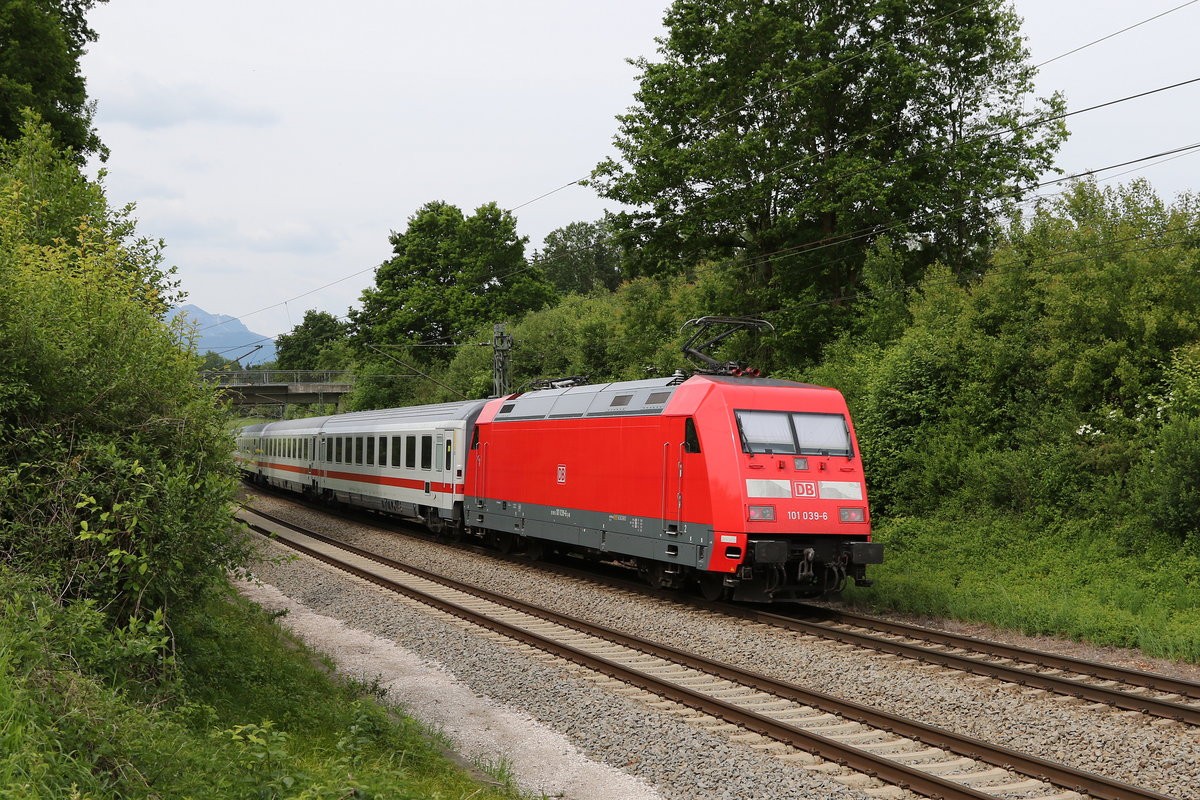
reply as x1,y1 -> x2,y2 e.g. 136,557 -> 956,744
202,370 -> 355,406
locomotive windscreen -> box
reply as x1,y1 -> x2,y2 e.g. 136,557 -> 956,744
735,410 -> 853,457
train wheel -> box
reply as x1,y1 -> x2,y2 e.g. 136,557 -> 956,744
640,560 -> 686,590
697,572 -> 729,602
424,510 -> 445,536
489,531 -> 517,554
524,538 -> 546,561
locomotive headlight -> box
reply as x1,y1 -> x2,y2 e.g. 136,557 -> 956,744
748,505 -> 776,521
839,507 -> 867,523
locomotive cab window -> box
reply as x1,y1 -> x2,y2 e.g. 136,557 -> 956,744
684,417 -> 702,453
735,410 -> 853,457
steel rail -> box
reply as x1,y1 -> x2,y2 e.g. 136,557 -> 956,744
707,603 -> 1200,726
795,604 -> 1200,700
240,508 -> 1175,800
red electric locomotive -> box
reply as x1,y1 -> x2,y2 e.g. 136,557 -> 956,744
466,373 -> 880,601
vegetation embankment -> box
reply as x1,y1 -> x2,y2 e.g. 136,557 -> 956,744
0,118 -> 521,798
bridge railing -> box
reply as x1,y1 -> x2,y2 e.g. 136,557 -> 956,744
200,370 -> 356,385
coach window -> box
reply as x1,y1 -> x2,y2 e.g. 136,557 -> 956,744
325,439 -> 332,462
391,436 -> 402,467
420,435 -> 432,470
445,440 -> 453,470
335,437 -> 343,463
684,418 -> 702,453
378,436 -> 387,467
366,436 -> 375,465
353,436 -> 363,465
406,435 -> 417,469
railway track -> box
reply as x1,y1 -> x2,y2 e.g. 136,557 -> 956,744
238,504 -> 1176,800
239,484 -> 1200,730
771,604 -> 1200,725
239,484 -> 1200,728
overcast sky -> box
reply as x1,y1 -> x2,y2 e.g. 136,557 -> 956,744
80,1 -> 1200,344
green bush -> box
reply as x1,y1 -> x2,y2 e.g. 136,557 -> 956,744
0,116 -> 249,668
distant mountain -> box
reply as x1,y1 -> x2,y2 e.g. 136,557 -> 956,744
168,304 -> 277,366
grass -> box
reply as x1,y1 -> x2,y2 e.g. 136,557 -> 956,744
848,512 -> 1200,662
0,572 -> 525,800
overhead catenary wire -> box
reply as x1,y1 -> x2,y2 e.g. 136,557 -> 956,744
515,142 -> 1200,366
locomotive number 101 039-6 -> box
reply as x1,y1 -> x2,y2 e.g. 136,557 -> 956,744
788,511 -> 828,521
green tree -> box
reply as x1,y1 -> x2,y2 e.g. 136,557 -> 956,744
592,0 -> 1065,359
0,0 -> 107,160
532,216 -> 623,295
275,310 -> 347,370
352,200 -> 553,354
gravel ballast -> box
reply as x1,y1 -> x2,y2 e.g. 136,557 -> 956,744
243,492 -> 1200,800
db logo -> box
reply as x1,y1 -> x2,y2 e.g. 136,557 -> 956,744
557,464 -> 567,484
793,481 -> 817,498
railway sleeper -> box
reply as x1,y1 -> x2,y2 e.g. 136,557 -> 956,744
943,767 -> 1013,786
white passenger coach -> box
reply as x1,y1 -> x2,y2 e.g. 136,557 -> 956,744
234,400 -> 489,532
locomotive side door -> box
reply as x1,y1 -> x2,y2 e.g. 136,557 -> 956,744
661,418 -> 686,536
662,416 -> 702,536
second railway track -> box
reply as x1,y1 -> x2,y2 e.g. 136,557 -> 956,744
238,503 -> 1180,800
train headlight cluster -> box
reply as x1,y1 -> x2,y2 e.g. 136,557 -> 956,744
748,505 -> 776,521
839,507 -> 867,523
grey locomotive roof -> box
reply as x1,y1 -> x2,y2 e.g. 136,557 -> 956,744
495,376 -> 682,422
